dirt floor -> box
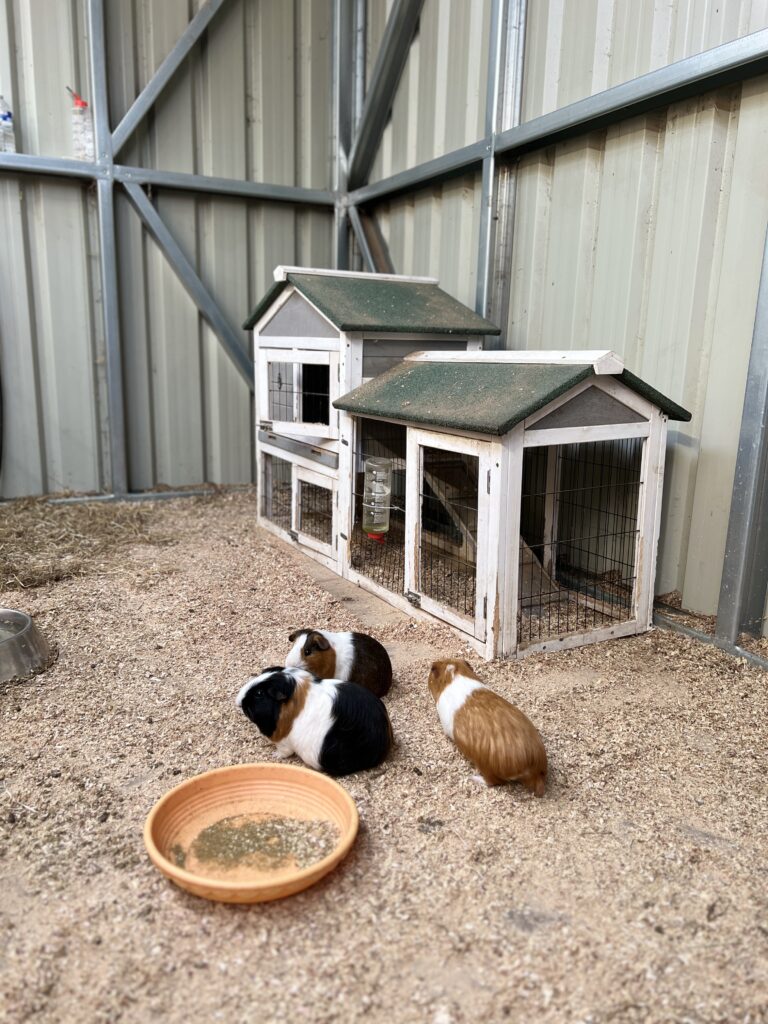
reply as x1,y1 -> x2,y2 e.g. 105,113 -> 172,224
1,491 -> 767,1024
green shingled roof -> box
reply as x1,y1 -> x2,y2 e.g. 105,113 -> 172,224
243,273 -> 501,335
333,361 -> 691,435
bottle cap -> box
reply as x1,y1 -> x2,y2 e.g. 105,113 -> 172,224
366,532 -> 386,543
66,86 -> 89,109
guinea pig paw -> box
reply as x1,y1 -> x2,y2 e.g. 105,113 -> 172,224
272,749 -> 292,761
470,773 -> 489,788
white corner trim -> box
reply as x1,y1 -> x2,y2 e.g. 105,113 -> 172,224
403,349 -> 625,373
273,265 -> 439,285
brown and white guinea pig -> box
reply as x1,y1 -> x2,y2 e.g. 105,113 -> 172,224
427,658 -> 547,796
236,666 -> 393,777
285,629 -> 392,698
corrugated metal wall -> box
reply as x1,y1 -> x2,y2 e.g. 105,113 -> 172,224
365,0 -> 768,625
0,0 -> 333,497
2,0 -> 767,630
507,0 -> 768,618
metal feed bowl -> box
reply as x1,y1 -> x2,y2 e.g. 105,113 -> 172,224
0,609 -> 52,682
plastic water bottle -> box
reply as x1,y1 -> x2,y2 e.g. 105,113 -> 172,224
0,96 -> 15,154
362,457 -> 392,540
67,87 -> 94,161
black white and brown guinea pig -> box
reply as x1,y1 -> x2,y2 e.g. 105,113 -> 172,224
236,666 -> 393,777
428,658 -> 547,796
285,629 -> 392,698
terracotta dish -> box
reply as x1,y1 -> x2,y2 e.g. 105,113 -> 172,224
144,762 -> 359,903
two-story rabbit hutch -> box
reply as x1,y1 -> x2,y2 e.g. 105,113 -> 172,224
246,267 -> 691,660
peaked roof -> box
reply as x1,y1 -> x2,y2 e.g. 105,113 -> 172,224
333,360 -> 691,435
243,272 -> 501,335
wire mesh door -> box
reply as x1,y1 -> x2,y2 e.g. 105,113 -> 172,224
257,348 -> 338,438
406,429 -> 490,640
517,437 -> 643,650
348,418 -> 407,596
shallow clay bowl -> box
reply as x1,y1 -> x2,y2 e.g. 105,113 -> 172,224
144,763 -> 358,903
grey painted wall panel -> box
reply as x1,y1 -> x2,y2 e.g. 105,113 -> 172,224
262,293 -> 337,338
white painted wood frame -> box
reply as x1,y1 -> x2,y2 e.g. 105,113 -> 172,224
405,350 -> 624,373
542,444 -> 560,580
293,464 -> 337,560
498,424 -> 525,658
257,345 -> 340,440
405,427 -> 492,642
523,421 -> 650,448
633,411 -> 668,630
517,618 -> 642,658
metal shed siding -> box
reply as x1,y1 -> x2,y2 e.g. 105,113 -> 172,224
366,0 -> 492,185
506,77 -> 768,619
374,172 -> 484,311
0,0 -> 334,496
520,0 -> 768,121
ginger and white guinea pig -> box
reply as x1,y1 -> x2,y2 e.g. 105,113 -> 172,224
428,658 -> 547,796
236,666 -> 393,777
285,629 -> 392,698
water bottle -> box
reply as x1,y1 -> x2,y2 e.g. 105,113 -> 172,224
67,87 -> 94,161
0,96 -> 15,154
362,457 -> 392,540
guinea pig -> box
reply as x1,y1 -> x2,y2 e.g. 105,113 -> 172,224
236,666 -> 393,777
427,658 -> 547,796
285,629 -> 392,698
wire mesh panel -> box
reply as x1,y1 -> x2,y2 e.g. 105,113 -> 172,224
349,419 -> 407,594
518,438 -> 643,646
261,453 -> 292,531
298,479 -> 333,547
419,447 -> 479,619
267,360 -> 330,426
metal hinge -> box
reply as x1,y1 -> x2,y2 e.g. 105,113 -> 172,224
483,595 -> 487,619
406,591 -> 422,608
487,469 -> 491,494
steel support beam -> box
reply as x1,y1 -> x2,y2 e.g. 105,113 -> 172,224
114,165 -> 335,206
475,0 -> 510,321
0,153 -> 103,179
111,0 -> 230,155
346,0 -> 426,190
716,224 -> 768,642
88,0 -> 128,494
348,139 -> 489,206
123,182 -> 253,390
333,0 -> 354,268
655,613 -> 768,672
349,28 -> 768,209
348,204 -> 395,273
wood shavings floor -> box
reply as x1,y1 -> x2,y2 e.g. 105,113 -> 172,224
1,491 -> 766,1024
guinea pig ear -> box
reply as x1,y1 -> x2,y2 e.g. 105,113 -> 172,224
307,632 -> 331,653
288,629 -> 305,642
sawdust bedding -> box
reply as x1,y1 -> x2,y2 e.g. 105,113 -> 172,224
1,491 -> 766,1024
